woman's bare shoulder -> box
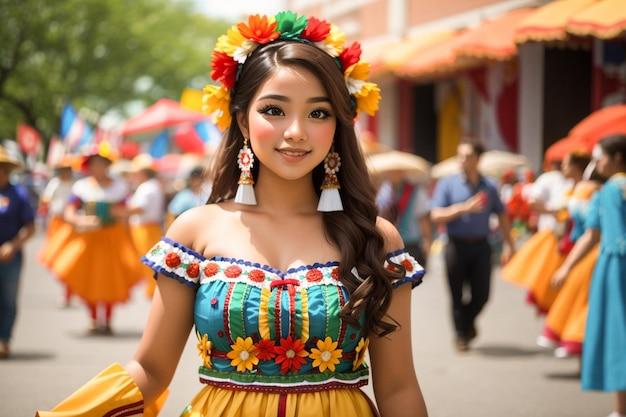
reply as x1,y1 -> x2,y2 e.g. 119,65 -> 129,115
165,202 -> 233,248
375,216 -> 404,253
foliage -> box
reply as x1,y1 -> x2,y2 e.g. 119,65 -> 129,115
0,0 -> 230,146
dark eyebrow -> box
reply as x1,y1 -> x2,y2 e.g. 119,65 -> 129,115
258,94 -> 330,104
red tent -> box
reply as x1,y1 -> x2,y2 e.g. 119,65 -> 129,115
569,104 -> 626,148
121,98 -> 207,139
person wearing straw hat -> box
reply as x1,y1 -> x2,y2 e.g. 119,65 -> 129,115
47,143 -> 144,335
0,145 -> 35,359
116,154 -> 165,298
37,155 -> 77,308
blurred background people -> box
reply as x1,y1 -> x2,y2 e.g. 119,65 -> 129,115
48,145 -> 143,335
430,140 -> 515,352
551,135 -> 626,417
37,155 -> 76,308
165,166 -> 208,228
118,154 -> 165,298
376,169 -> 432,271
0,145 -> 35,359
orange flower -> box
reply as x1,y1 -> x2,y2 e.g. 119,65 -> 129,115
237,14 -> 279,45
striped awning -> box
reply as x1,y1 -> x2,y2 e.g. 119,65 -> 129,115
394,30 -> 482,80
456,9 -> 535,60
364,31 -> 455,76
515,0 -> 597,43
567,0 -> 626,39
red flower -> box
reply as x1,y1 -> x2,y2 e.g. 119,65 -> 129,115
401,259 -> 414,272
331,267 -> 340,280
165,252 -> 181,268
249,269 -> 266,283
187,263 -> 200,278
338,41 -> 362,71
306,269 -> 323,283
224,265 -> 243,278
301,17 -> 331,42
204,263 -> 219,277
210,50 -> 238,89
254,339 -> 276,361
274,336 -> 308,374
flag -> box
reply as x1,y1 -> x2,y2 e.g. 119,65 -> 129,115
149,131 -> 168,158
46,136 -> 66,168
16,123 -> 42,156
61,103 -> 93,152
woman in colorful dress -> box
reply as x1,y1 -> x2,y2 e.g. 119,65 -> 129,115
47,144 -> 144,335
36,12 -> 428,417
552,134 -> 626,417
539,170 -> 603,358
500,151 -> 588,320
122,154 -> 165,299
37,156 -> 76,307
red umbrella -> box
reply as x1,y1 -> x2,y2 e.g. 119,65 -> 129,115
569,104 -> 626,148
544,135 -> 590,167
121,98 -> 207,139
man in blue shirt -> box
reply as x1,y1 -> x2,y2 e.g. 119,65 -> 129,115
0,145 -> 35,359
430,140 -> 515,352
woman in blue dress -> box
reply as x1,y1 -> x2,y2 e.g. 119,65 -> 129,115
37,12 -> 428,417
553,134 -> 626,417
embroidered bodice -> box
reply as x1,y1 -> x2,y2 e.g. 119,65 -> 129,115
142,238 -> 424,392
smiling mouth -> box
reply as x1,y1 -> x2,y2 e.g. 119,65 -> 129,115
277,149 -> 309,157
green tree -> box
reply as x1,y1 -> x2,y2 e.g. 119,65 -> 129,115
0,0 -> 230,149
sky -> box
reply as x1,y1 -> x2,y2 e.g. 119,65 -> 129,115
193,0 -> 287,22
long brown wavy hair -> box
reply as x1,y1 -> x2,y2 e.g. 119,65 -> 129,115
206,41 -> 405,338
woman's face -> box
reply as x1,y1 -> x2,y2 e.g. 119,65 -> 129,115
595,148 -> 620,178
238,65 -> 337,183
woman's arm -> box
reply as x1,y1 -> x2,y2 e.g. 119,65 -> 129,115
124,211 -> 199,405
369,219 -> 428,417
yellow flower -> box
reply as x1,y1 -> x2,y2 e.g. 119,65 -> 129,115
227,336 -> 259,372
215,25 -> 247,57
196,332 -> 213,369
352,337 -> 369,370
202,85 -> 232,131
355,83 -> 381,116
321,25 -> 345,57
309,336 -> 343,373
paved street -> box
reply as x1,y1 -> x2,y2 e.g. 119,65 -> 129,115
1,230 -> 612,416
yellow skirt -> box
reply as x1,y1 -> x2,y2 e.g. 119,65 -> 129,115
129,223 -> 164,298
50,222 -> 144,305
180,384 -> 378,417
500,229 -> 565,313
543,244 -> 599,352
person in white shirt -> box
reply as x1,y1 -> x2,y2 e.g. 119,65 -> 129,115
122,154 -> 165,298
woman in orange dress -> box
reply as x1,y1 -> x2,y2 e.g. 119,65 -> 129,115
541,171 -> 603,357
49,145 -> 144,334
501,151 -> 589,320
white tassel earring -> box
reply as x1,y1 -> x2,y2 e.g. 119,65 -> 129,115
235,137 -> 257,205
317,145 -> 343,212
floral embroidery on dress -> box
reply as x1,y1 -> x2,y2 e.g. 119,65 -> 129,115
352,337 -> 369,370
227,337 -> 259,372
197,332 -> 213,369
274,336 -> 308,374
310,337 -> 343,372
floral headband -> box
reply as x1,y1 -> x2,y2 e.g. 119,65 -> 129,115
202,11 -> 381,131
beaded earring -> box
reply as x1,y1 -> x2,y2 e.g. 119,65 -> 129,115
317,146 -> 343,212
235,137 -> 257,205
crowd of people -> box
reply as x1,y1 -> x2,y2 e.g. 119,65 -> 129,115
0,9 -> 623,417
